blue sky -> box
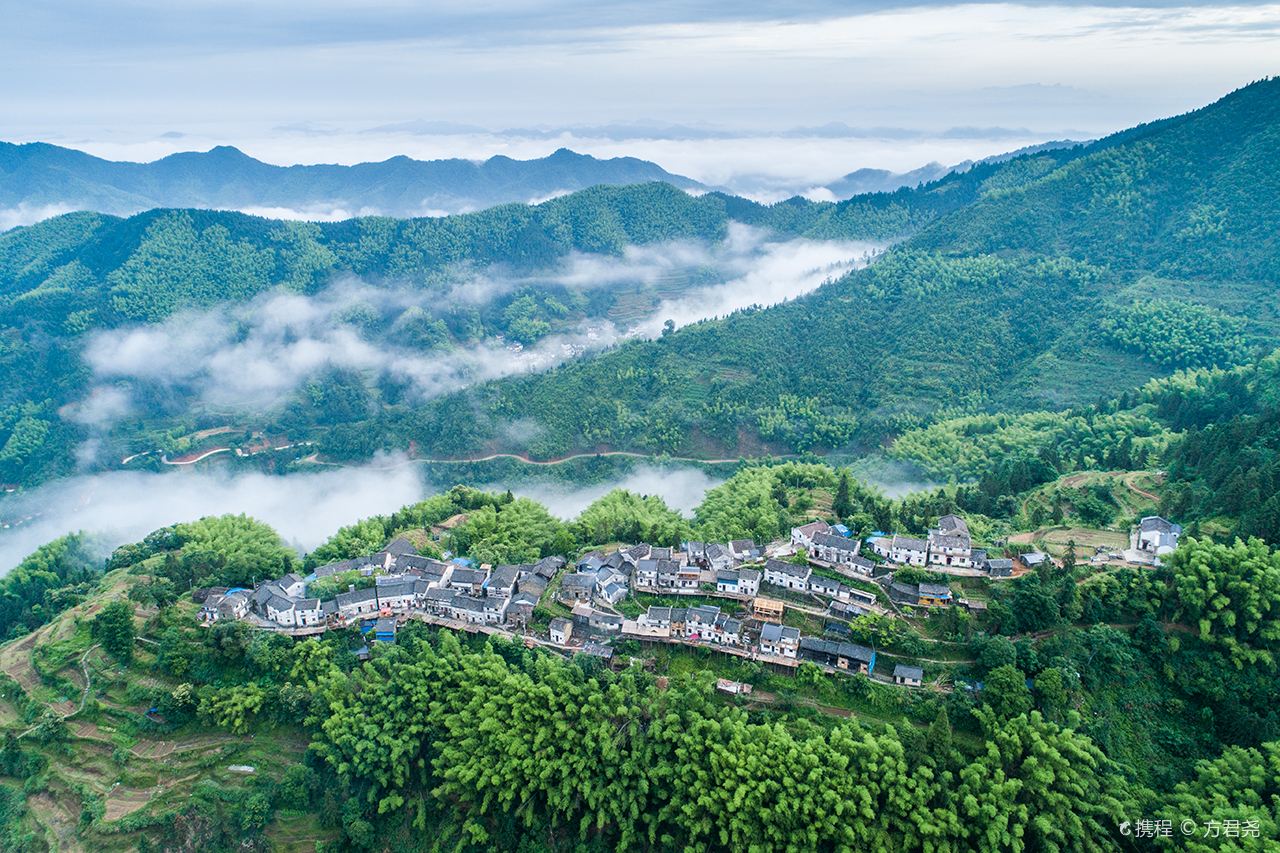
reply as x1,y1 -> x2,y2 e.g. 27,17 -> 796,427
1,1 -> 1277,185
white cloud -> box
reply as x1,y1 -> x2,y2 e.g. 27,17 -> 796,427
0,203 -> 77,231
0,457 -> 427,571
501,464 -> 725,519
74,228 -> 883,425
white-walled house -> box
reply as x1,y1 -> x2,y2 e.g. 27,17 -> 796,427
1136,516 -> 1182,556
927,515 -> 973,568
791,521 -> 832,550
809,532 -> 863,565
759,623 -> 800,658
763,559 -> 812,591
890,535 -> 929,567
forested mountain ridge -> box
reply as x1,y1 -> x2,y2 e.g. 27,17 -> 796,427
0,147 -> 1097,487
0,143 -> 704,218
407,79 -> 1280,462
2,81 -> 1279,486
914,76 -> 1280,280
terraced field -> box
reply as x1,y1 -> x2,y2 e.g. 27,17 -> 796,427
0,568 -> 325,851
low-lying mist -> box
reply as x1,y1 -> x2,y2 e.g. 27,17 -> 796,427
503,465 -> 724,520
0,462 -> 725,573
71,226 -> 881,430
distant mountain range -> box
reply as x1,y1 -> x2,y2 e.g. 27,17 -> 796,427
0,137 -> 1089,225
823,140 -> 1081,197
0,143 -> 705,219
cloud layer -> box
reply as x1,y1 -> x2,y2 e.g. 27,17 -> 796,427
0,460 -> 726,572
72,227 -> 881,427
0,458 -> 427,571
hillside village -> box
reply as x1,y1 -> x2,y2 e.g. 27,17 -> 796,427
197,510 -> 1182,689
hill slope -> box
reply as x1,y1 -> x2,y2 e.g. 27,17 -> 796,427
408,79 -> 1280,460
0,143 -> 704,219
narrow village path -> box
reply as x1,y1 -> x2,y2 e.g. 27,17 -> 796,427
1122,472 -> 1161,503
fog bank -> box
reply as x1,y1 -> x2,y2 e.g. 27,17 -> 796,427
0,459 -> 426,572
0,461 -> 727,573
72,228 -> 880,430
504,465 -> 724,520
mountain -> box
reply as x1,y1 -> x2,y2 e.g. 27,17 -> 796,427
823,141 -> 1083,198
823,162 -> 957,197
1,80 -> 1277,487
406,79 -> 1280,461
0,143 -> 706,219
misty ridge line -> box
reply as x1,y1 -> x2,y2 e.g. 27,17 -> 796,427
67,225 -> 885,441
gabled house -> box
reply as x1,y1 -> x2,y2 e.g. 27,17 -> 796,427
1017,551 -> 1050,572
621,543 -> 652,566
808,575 -> 845,600
576,552 -> 607,574
484,564 -> 522,599
252,582 -> 288,615
893,664 -> 924,686
396,554 -> 447,575
809,533 -> 863,566
423,587 -> 458,615
640,605 -> 673,629
705,614 -> 743,646
716,567 -> 760,597
558,572 -> 596,604
450,595 -> 496,624
374,579 -> 417,612
758,623 -> 800,658
1136,516 -> 1182,556
531,555 -> 565,579
278,573 -> 307,598
292,598 -> 324,627
763,558 -> 811,592
336,587 -> 379,619
634,558 -> 679,591
701,543 -> 737,573
549,617 -> 573,644
798,637 -> 876,674
675,563 -> 701,591
448,567 -> 488,595
984,557 -> 1014,578
845,554 -> 877,576
684,605 -> 722,638
729,539 -> 760,561
384,536 -> 419,557
888,582 -> 919,606
265,593 -> 295,625
571,603 -> 622,633
890,535 -> 929,567
200,591 -> 249,622
791,520 -> 832,549
917,583 -> 953,607
505,591 -> 539,627
927,515 -> 973,568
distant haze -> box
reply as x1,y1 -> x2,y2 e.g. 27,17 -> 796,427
4,2 -> 1274,194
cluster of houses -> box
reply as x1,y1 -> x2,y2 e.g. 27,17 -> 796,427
198,535 -> 565,634
199,507 -> 1180,693
859,515 -> 1011,577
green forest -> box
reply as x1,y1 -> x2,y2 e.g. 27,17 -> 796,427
2,80 -> 1277,489
0,445 -> 1279,849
